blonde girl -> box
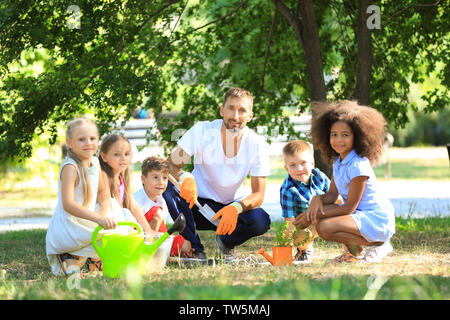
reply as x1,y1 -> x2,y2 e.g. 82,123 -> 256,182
99,133 -> 154,234
46,117 -> 116,276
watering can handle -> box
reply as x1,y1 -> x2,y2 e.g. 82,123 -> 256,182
91,221 -> 143,255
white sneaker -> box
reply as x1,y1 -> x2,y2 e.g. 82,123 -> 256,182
363,242 -> 393,263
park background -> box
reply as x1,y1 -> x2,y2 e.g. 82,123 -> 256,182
0,1 -> 449,300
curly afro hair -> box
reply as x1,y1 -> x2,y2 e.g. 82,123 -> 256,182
310,100 -> 387,165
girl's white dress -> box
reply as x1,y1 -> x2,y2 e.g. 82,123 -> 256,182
46,157 -> 106,275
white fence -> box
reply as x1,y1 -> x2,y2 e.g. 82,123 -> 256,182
112,116 -> 312,162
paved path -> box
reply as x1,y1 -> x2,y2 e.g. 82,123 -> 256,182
1,179 -> 448,233
259,180 -> 450,221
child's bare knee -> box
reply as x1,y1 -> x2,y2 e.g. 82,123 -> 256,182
316,220 -> 331,240
316,221 -> 327,239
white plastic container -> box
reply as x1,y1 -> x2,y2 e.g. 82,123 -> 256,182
144,233 -> 174,272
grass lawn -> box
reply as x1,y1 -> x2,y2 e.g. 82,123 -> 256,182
267,153 -> 450,184
0,218 -> 448,300
373,157 -> 450,181
0,147 -> 448,300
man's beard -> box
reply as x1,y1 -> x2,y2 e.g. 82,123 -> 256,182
226,128 -> 240,133
224,120 -> 243,133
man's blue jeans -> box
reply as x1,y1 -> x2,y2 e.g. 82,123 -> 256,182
163,181 -> 271,254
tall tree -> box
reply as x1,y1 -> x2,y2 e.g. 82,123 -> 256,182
352,0 -> 372,105
272,0 -> 326,103
0,0 -> 448,163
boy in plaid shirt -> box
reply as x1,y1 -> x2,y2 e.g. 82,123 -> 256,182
280,140 -> 330,262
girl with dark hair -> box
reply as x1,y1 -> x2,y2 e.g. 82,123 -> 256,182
99,134 -> 154,235
294,101 -> 395,263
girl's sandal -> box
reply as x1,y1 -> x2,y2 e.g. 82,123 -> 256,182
86,258 -> 103,272
331,252 -> 360,263
57,253 -> 85,275
57,254 -> 69,276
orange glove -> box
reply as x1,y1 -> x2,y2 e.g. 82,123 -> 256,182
213,202 -> 243,235
179,172 -> 197,209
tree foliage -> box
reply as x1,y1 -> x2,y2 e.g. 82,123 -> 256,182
0,0 -> 448,162
1,0 -> 185,160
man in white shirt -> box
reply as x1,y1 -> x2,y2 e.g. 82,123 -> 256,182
163,87 -> 271,263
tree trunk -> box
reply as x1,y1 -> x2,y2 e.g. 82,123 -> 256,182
296,0 -> 327,104
352,0 -> 372,106
272,0 -> 330,177
272,0 -> 326,104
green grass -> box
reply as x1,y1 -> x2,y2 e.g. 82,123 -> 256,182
1,147 -> 448,299
266,155 -> 450,184
373,158 -> 450,181
0,188 -> 57,208
0,217 -> 448,300
2,273 -> 445,300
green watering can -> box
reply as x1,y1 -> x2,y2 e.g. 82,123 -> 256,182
92,214 -> 186,278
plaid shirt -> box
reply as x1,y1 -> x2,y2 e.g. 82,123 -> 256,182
280,168 -> 330,218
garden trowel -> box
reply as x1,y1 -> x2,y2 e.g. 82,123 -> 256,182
168,174 -> 219,226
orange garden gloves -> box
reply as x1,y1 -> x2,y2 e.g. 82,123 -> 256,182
213,202 -> 243,235
178,172 -> 197,209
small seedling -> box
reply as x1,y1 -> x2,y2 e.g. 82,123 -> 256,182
275,221 -> 318,250
275,221 -> 295,247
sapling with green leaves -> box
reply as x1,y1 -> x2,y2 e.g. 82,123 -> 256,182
275,221 -> 318,251
275,221 -> 296,247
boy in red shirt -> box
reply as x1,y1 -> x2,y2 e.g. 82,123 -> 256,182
133,156 -> 193,257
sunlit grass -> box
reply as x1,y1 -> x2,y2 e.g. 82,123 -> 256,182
0,187 -> 57,211
373,158 -> 450,181
0,147 -> 448,299
0,217 -> 448,300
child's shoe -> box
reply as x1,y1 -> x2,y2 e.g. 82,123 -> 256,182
330,252 -> 360,263
57,253 -> 87,275
86,258 -> 103,272
293,244 -> 314,264
362,242 -> 393,263
328,244 -> 362,263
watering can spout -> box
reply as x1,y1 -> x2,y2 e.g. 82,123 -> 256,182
258,247 -> 275,265
143,233 -> 169,256
143,214 -> 186,256
168,214 -> 186,235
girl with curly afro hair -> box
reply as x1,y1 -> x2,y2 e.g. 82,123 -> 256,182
293,100 -> 395,263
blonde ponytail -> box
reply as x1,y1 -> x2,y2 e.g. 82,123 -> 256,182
67,148 -> 92,207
